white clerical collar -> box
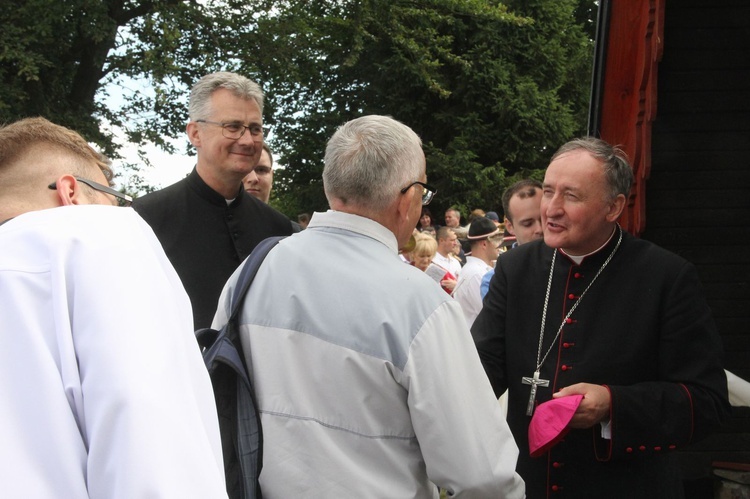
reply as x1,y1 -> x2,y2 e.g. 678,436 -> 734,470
560,226 -> 617,265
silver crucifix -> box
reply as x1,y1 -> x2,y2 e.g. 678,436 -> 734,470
522,370 -> 550,416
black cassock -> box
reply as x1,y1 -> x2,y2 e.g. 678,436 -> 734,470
133,168 -> 294,330
472,228 -> 730,499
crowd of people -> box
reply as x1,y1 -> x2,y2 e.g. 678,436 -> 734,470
0,70 -> 734,498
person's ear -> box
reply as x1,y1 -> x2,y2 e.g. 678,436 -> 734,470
53,175 -> 90,206
505,219 -> 516,236
186,121 -> 201,148
606,193 -> 627,222
396,188 -> 414,222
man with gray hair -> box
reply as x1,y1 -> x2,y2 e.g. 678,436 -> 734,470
213,115 -> 524,497
472,136 -> 729,497
133,71 -> 294,329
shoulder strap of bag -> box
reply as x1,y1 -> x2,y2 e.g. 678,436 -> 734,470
227,235 -> 285,327
196,235 -> 285,353
196,235 -> 284,499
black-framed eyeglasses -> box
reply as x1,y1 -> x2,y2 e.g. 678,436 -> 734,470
48,177 -> 133,207
400,181 -> 436,206
195,119 -> 267,140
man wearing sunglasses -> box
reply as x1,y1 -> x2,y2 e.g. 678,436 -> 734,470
132,71 -> 295,330
0,117 -> 227,497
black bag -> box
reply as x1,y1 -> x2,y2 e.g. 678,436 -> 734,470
196,236 -> 284,499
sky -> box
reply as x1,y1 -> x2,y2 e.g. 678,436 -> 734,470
99,77 -> 193,192
113,133 -> 193,191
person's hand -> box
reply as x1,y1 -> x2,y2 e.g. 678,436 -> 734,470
441,278 -> 457,291
553,383 -> 610,429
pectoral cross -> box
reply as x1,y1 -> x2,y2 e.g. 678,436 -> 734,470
522,370 -> 549,416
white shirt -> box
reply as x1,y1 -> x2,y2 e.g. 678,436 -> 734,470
0,206 -> 227,498
432,251 -> 462,277
452,256 -> 493,328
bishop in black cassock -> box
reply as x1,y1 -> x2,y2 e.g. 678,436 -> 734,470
472,138 -> 730,498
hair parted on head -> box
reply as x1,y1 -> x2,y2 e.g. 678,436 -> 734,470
189,71 -> 265,120
501,178 -> 542,222
551,137 -> 633,201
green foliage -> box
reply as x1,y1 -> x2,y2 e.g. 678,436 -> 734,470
0,0 -> 257,160
253,0 -> 594,217
1,0 -> 111,148
1,0 -> 596,220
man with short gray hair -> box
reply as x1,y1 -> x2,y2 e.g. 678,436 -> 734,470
214,115 -> 524,498
133,71 -> 294,329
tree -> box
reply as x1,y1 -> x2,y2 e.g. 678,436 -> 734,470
254,0 -> 595,218
2,0 -> 596,216
0,0 -> 263,186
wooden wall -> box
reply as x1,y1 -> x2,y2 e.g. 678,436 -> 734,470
639,0 -> 750,486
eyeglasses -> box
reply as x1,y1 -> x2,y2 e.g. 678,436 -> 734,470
400,181 -> 436,206
48,177 -> 133,207
250,165 -> 272,177
195,119 -> 267,140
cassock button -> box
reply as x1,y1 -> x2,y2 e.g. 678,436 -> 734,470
561,365 -> 570,371
563,342 -> 571,349
574,272 -> 582,278
565,318 -> 574,324
551,485 -> 560,492
669,445 -> 677,450
626,447 -> 633,453
568,293 -> 576,300
654,446 -> 662,452
553,461 -> 563,468
639,445 -> 646,451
